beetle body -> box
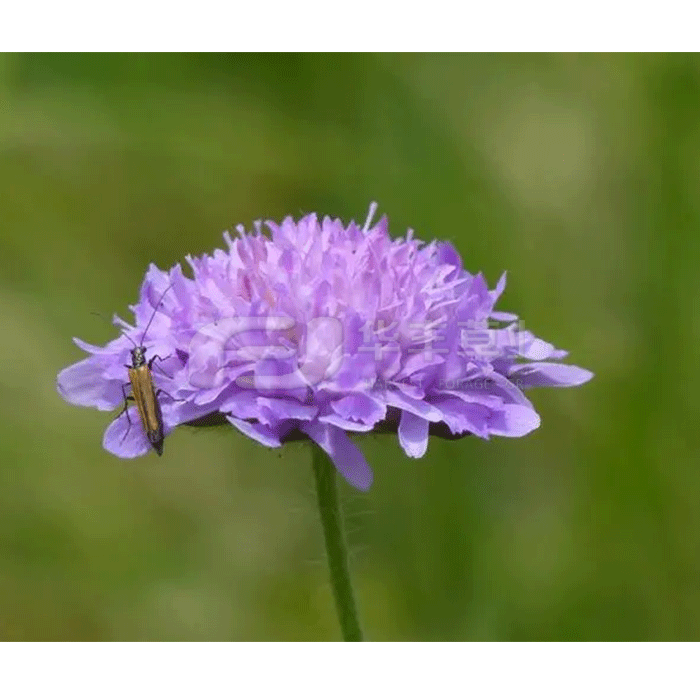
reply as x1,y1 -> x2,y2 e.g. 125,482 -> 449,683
118,285 -> 174,456
125,346 -> 165,456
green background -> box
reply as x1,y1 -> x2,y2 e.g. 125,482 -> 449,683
1,53 -> 697,640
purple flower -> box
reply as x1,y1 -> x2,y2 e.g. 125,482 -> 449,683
57,204 -> 593,491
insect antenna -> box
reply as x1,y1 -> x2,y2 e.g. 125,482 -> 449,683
91,283 -> 174,348
90,310 -> 138,348
138,283 -> 175,347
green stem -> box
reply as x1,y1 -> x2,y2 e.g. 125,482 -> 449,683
311,445 -> 363,641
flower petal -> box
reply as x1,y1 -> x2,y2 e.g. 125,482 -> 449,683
488,404 -> 541,437
515,331 -> 569,361
103,401 -> 178,457
509,362 -> 594,388
258,396 -> 318,423
57,358 -> 121,410
227,416 -> 283,448
329,394 -> 386,424
398,411 -> 429,457
102,408 -> 151,458
303,421 -> 373,491
431,396 -> 491,438
385,389 -> 442,422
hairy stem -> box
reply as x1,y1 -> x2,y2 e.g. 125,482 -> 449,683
311,445 -> 363,642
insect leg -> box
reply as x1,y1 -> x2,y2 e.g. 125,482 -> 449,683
118,382 -> 134,444
148,354 -> 173,378
155,388 -> 182,403
117,382 -> 134,419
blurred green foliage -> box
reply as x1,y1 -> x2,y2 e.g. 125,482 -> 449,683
1,53 -> 698,640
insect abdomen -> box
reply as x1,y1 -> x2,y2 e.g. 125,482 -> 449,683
128,365 -> 164,456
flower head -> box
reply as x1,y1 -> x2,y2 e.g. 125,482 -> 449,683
57,204 -> 593,490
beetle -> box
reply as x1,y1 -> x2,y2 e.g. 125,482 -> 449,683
117,285 -> 174,455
